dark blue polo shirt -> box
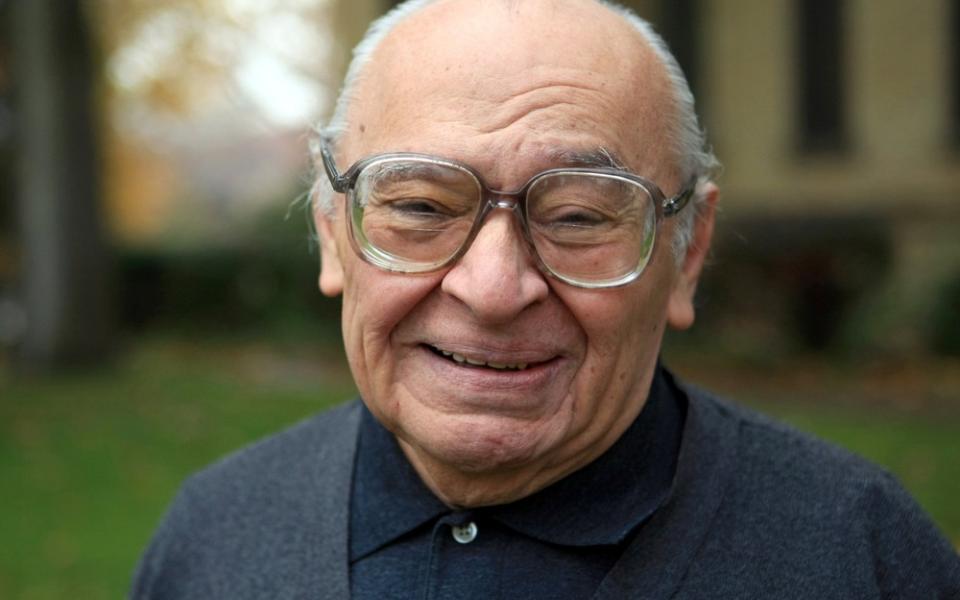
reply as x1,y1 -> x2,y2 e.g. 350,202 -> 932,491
349,366 -> 685,600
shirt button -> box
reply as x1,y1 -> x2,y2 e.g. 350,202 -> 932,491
451,521 -> 478,544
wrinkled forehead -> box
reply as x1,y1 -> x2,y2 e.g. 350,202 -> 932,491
344,0 -> 676,180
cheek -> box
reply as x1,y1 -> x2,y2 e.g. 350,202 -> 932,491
339,264 -> 442,390
557,269 -> 674,408
569,287 -> 670,359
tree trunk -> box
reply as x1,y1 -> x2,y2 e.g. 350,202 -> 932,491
9,0 -> 112,368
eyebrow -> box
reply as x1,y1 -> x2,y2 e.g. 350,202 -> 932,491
547,147 -> 629,171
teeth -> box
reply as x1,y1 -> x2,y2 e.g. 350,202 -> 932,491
434,347 -> 529,371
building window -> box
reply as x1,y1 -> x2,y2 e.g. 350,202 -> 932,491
950,0 -> 960,146
659,0 -> 700,99
795,0 -> 848,153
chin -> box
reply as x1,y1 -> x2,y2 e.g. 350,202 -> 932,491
407,413 -> 563,474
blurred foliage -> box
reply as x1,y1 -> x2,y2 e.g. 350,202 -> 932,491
91,0 -> 331,120
930,270 -> 960,356
117,200 -> 341,344
670,214 -> 895,360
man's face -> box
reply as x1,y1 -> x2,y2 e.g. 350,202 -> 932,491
317,0 -> 713,506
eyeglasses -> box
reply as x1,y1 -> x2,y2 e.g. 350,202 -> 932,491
320,139 -> 694,289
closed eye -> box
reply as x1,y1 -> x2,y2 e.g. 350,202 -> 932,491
540,208 -> 611,229
390,199 -> 445,216
555,212 -> 605,226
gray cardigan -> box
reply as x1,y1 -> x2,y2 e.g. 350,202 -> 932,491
131,386 -> 960,599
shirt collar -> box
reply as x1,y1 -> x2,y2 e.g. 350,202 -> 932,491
349,365 -> 685,560
349,406 -> 448,561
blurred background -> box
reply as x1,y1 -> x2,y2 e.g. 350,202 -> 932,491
1,0 -> 958,597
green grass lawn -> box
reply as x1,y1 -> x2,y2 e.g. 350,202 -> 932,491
1,339 -> 958,599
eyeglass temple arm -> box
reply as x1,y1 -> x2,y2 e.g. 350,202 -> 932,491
320,141 -> 350,193
662,181 -> 696,217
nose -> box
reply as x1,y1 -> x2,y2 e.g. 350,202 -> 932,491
441,208 -> 549,324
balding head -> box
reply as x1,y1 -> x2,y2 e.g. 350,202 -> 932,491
348,0 -> 672,183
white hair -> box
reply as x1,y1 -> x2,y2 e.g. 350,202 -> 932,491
309,0 -> 719,262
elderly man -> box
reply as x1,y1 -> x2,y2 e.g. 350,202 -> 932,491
132,0 -> 960,598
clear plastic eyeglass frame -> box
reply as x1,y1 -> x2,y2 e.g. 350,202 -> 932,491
319,138 -> 694,289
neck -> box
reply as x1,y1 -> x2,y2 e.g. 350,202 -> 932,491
395,420 -> 634,508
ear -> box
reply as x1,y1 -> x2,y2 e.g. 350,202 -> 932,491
316,210 -> 345,297
667,182 -> 719,331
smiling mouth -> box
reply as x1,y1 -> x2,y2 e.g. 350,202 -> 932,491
425,344 -> 531,371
